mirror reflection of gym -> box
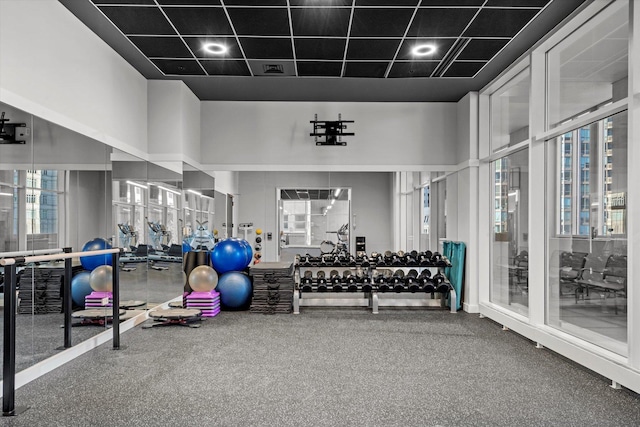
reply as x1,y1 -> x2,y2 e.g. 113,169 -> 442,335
278,188 -> 351,260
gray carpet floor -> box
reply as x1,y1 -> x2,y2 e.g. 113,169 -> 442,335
1,309 -> 639,426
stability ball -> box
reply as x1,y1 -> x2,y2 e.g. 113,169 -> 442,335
236,238 -> 253,266
80,238 -> 112,271
216,272 -> 252,309
211,238 -> 250,274
90,265 -> 113,292
188,265 -> 218,292
71,271 -> 93,307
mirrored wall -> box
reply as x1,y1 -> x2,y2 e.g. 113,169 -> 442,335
278,188 -> 351,259
1,102 -> 114,375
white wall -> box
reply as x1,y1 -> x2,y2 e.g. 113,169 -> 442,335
456,93 -> 473,164
212,171 -> 239,196
236,171 -> 393,262
148,80 -> 201,164
200,101 -> 458,170
67,171 -> 112,251
0,0 -> 148,159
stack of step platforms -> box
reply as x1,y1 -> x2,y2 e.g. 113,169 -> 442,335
186,290 -> 220,317
249,261 -> 295,314
85,291 -> 113,308
18,267 -> 64,314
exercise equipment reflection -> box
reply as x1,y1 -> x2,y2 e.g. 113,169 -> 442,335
80,238 -> 112,271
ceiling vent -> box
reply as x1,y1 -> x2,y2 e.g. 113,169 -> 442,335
263,64 -> 284,74
249,61 -> 296,76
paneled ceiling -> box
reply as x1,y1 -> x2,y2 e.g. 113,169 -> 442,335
59,0 -> 588,101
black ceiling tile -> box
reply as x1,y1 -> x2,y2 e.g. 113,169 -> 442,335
355,0 -> 419,5
463,8 -> 539,37
151,59 -> 206,75
397,38 -> 455,60
291,8 -> 351,37
129,36 -> 192,58
240,38 -> 293,59
163,7 -> 232,35
344,62 -> 389,78
200,60 -> 251,76
420,0 -> 483,5
92,0 -> 154,4
442,61 -> 486,77
351,8 -> 414,37
183,37 -> 243,58
346,39 -> 401,60
485,0 -> 550,6
227,8 -> 290,36
408,8 -> 478,37
297,61 -> 343,77
295,38 -> 346,60
290,0 -> 351,5
456,38 -> 509,60
99,6 -> 176,35
225,0 -> 286,5
158,0 -> 221,4
388,61 -> 438,77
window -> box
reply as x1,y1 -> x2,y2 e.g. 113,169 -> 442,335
552,112 -> 627,238
26,170 -> 60,237
422,186 -> 430,235
490,149 -> 529,315
546,1 -> 628,128
490,67 -> 530,152
546,111 -> 627,354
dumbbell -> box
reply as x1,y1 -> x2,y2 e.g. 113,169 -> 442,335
347,255 -> 357,267
432,272 -> 449,293
330,270 -> 343,292
361,273 -> 373,293
391,253 -> 403,266
376,270 -> 391,292
405,252 -> 418,266
387,269 -> 405,292
420,270 -> 435,293
301,270 -> 313,292
316,270 -> 328,292
405,269 -> 420,292
360,255 -> 370,268
431,251 -> 443,264
418,251 -> 432,266
344,270 -> 358,292
299,255 -> 311,267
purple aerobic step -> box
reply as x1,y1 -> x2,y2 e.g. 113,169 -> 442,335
199,307 -> 221,317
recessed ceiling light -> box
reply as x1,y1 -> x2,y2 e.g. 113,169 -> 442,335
202,42 -> 228,55
411,44 -> 436,57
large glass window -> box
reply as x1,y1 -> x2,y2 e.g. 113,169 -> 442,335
546,1 -> 628,129
491,149 -> 529,315
26,170 -> 64,249
422,185 -> 430,235
546,111 -> 627,355
490,67 -> 530,152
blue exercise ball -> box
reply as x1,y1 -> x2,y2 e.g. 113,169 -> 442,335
237,239 -> 253,266
71,271 -> 93,307
211,239 -> 250,274
80,238 -> 112,271
216,272 -> 252,309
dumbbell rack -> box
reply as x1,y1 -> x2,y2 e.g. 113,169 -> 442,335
293,252 -> 457,314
